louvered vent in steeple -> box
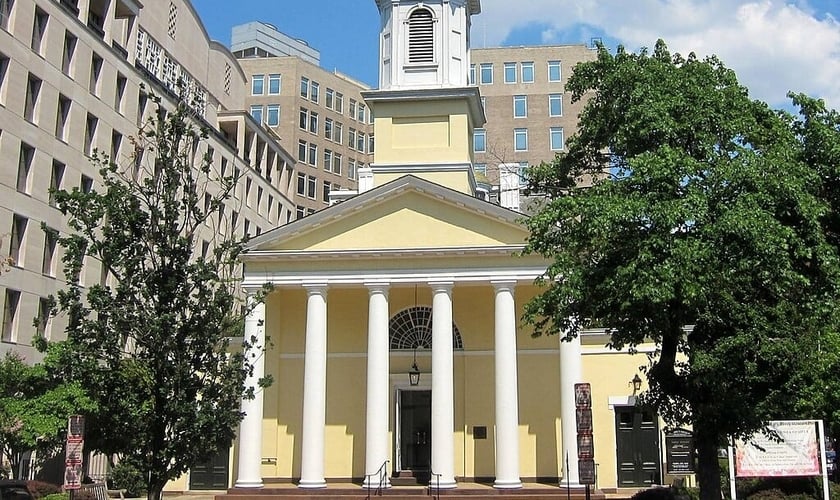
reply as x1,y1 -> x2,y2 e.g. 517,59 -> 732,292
408,9 -> 434,63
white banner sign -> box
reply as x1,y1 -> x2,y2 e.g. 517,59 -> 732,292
735,420 -> 821,477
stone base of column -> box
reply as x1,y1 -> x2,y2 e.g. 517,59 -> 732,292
429,479 -> 457,489
362,478 -> 392,489
559,481 -> 588,490
298,480 -> 327,489
493,479 -> 522,489
233,480 -> 263,489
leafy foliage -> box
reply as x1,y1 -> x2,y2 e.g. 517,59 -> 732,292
523,40 -> 840,500
42,92 -> 270,500
0,353 -> 93,480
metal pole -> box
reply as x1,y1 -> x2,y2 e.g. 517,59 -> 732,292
566,452 -> 570,500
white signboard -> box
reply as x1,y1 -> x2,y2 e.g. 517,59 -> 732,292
735,420 -> 821,477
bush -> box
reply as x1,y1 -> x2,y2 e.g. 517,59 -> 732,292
26,481 -> 61,499
42,493 -> 69,500
631,487 -> 676,500
110,461 -> 146,498
745,489 -> 787,500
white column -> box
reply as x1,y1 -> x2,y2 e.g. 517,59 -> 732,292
235,296 -> 266,488
364,284 -> 391,488
430,282 -> 457,489
492,281 -> 522,489
299,285 -> 328,488
560,333 -> 583,487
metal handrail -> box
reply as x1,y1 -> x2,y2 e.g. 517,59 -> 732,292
364,460 -> 389,500
427,471 -> 442,500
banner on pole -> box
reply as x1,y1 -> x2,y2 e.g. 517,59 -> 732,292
735,420 -> 821,477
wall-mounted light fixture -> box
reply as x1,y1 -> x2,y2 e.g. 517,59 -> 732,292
409,345 -> 421,386
632,374 -> 642,395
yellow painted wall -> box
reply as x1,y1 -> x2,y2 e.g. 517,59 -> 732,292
372,99 -> 474,166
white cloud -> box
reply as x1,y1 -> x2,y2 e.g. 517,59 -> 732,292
475,0 -> 840,108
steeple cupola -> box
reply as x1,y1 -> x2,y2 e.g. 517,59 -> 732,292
376,0 -> 481,90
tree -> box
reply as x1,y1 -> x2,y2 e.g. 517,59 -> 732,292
42,92 -> 270,500
522,41 -> 840,500
0,352 -> 93,479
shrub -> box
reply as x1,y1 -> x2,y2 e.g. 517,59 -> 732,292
631,487 -> 676,500
110,461 -> 146,498
745,488 -> 786,500
26,481 -> 61,499
42,493 -> 69,500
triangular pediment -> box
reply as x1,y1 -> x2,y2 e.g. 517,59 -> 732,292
247,176 -> 527,253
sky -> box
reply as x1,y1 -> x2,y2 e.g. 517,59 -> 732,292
191,0 -> 840,110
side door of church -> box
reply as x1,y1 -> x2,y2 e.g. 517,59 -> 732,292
615,406 -> 661,487
189,448 -> 229,490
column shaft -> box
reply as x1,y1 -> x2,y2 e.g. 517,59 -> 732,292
299,286 -> 328,488
235,297 -> 266,488
431,283 -> 457,489
493,282 -> 522,489
364,285 -> 391,488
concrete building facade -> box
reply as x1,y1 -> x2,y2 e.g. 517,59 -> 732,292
0,0 -> 296,362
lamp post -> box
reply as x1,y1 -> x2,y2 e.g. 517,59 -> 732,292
409,345 -> 420,386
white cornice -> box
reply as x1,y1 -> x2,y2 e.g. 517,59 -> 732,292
242,244 -> 527,261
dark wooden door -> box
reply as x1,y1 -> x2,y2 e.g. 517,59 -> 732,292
615,406 -> 661,487
399,390 -> 431,472
189,448 -> 229,490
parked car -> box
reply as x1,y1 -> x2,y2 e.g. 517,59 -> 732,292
0,481 -> 33,500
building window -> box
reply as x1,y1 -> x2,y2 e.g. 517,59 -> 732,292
115,73 -> 127,113
514,128 -> 528,151
299,107 -> 308,130
17,143 -> 33,193
357,104 -> 366,123
469,64 -> 476,85
348,159 -> 357,180
348,128 -> 357,150
89,53 -> 103,95
307,175 -> 316,199
56,94 -> 71,140
296,205 -> 306,220
266,104 -> 280,126
326,88 -> 334,109
323,149 -> 332,171
480,63 -> 493,84
42,228 -> 56,276
323,181 -> 331,202
349,99 -> 357,120
296,172 -> 306,195
309,111 -> 318,134
474,163 -> 487,175
334,122 -> 343,145
513,95 -> 527,118
300,77 -> 309,99
310,81 -> 319,103
332,153 -> 342,175
408,8 -> 434,63
251,74 -> 264,95
335,92 -> 344,113
550,127 -> 565,151
25,74 -> 41,123
31,7 -> 48,54
521,61 -> 534,83
268,73 -> 281,94
0,54 -> 8,105
356,132 -> 365,153
504,62 -> 516,84
84,114 -> 98,156
298,140 -> 307,162
0,0 -> 13,31
80,174 -> 93,193
548,60 -> 562,82
2,289 -> 20,343
62,32 -> 77,76
368,135 -> 375,154
473,128 -> 486,153
518,162 -> 530,187
325,118 -> 334,141
308,143 -> 317,166
250,105 -> 263,123
549,93 -> 563,117
36,297 -> 50,340
49,160 -> 65,207
10,214 -> 27,265
111,130 -> 122,162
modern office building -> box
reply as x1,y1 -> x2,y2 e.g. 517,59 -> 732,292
233,22 -> 375,216
469,45 -> 598,210
0,0 -> 296,364
227,0 -> 664,495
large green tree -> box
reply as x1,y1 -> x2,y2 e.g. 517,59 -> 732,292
42,93 -> 270,500
523,41 -> 840,500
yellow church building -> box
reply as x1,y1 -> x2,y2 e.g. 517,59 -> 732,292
228,0 -> 668,494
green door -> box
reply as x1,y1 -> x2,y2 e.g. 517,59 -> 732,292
399,390 -> 432,475
189,448 -> 229,490
615,406 -> 661,487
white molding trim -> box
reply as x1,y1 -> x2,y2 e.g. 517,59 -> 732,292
608,395 -> 637,409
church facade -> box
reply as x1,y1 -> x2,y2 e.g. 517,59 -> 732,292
230,0 -> 667,492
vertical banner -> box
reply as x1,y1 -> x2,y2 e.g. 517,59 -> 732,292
64,415 -> 85,490
575,383 -> 596,485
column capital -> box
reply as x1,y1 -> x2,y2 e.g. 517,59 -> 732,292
364,281 -> 391,294
428,280 -> 455,292
302,283 -> 328,295
491,280 -> 517,292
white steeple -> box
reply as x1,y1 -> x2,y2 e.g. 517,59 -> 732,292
375,0 -> 481,90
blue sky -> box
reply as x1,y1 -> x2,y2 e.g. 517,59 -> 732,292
192,0 -> 840,109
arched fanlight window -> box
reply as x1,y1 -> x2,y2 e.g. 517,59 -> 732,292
407,8 -> 434,63
389,306 -> 463,350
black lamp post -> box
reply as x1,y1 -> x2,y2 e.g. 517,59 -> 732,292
409,345 -> 421,386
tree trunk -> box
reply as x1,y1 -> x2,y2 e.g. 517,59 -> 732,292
695,424 -> 723,500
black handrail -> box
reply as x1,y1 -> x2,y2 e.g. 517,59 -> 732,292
364,460 -> 389,500
427,471 -> 442,500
